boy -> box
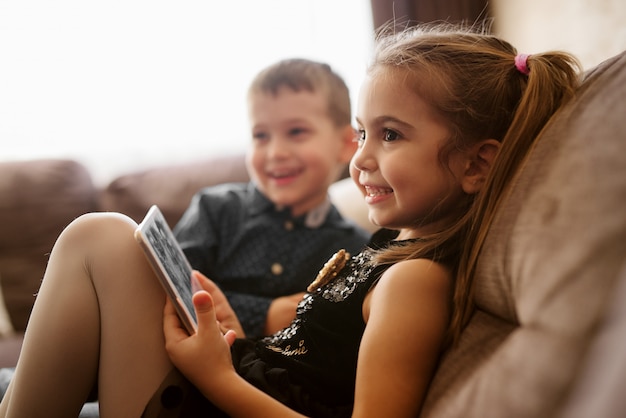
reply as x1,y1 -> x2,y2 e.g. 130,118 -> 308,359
174,58 -> 370,337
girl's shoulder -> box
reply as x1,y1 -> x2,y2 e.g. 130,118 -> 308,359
379,258 -> 452,295
364,257 -> 453,323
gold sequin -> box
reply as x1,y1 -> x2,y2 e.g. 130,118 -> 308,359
307,249 -> 350,292
271,263 -> 283,275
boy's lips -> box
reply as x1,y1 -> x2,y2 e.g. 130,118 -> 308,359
267,167 -> 303,184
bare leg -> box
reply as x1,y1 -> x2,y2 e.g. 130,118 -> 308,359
0,213 -> 174,418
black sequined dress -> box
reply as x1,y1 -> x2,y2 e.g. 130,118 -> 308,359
230,229 -> 398,416
144,229 -> 401,417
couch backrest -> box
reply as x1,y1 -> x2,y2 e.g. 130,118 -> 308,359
0,159 -> 98,331
421,51 -> 626,417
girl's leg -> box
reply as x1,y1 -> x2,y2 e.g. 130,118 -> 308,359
0,213 -> 174,418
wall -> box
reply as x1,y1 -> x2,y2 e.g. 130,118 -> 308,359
492,0 -> 626,69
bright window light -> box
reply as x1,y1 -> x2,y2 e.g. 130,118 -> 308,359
0,1 -> 374,184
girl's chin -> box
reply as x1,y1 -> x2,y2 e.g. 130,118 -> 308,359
367,214 -> 388,229
368,213 -> 406,231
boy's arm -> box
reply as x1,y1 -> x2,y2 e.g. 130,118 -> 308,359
224,291 -> 302,337
174,192 -> 220,274
265,292 -> 305,334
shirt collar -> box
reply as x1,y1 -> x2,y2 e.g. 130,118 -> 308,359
246,183 -> 332,229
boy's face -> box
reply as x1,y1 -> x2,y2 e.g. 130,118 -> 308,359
246,87 -> 356,217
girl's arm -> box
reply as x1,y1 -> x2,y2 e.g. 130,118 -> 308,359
164,260 -> 450,417
163,283 -> 306,417
353,258 -> 452,417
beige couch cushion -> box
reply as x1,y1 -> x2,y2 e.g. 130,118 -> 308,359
422,51 -> 626,417
0,159 -> 97,331
558,260 -> 626,417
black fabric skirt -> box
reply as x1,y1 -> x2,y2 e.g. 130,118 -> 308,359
142,339 -> 352,418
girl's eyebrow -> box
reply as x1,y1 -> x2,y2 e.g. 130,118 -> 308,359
356,115 -> 413,130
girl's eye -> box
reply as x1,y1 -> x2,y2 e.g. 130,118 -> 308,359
383,128 -> 400,142
356,129 -> 366,144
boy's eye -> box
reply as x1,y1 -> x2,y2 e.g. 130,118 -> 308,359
383,128 -> 400,142
252,132 -> 269,142
288,127 -> 307,137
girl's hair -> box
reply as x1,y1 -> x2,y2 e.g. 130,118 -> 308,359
368,23 -> 581,345
247,58 -> 352,127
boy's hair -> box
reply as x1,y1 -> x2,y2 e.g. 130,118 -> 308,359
248,58 -> 352,127
368,23 -> 581,345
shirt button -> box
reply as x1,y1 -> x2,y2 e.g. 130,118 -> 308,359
271,263 -> 283,276
284,220 -> 294,231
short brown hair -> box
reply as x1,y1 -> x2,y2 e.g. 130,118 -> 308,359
248,58 -> 352,127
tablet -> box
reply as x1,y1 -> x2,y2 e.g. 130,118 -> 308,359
134,205 -> 197,334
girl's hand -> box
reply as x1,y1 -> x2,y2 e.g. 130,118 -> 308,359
163,289 -> 237,391
191,270 -> 245,337
164,274 -> 309,417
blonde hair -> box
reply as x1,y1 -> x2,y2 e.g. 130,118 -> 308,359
247,58 -> 352,128
368,23 -> 581,345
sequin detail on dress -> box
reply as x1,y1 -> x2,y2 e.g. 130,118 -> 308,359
307,249 -> 351,292
318,248 -> 375,302
263,248 -> 376,348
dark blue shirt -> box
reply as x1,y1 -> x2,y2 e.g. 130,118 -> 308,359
173,182 -> 371,337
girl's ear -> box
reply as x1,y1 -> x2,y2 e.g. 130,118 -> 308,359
461,139 -> 501,194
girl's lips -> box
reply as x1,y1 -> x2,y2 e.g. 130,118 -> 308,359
363,185 -> 393,203
364,185 -> 392,197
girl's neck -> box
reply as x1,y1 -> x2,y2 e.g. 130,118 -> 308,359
394,229 -> 414,241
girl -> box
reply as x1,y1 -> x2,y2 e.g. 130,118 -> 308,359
0,24 -> 580,417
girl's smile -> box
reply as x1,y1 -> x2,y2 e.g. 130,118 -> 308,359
363,184 -> 394,204
352,69 -> 464,237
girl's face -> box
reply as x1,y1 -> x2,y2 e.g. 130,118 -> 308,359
351,70 -> 468,240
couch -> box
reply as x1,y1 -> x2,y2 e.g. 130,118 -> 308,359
0,153 -> 374,368
1,50 -> 625,416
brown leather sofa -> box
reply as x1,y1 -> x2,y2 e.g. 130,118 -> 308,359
0,154 -> 252,366
1,50 -> 625,417
0,152 -> 373,368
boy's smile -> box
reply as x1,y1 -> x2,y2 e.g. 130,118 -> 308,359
266,166 -> 303,186
247,87 -> 355,217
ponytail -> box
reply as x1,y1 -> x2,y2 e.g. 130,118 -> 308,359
450,51 -> 582,344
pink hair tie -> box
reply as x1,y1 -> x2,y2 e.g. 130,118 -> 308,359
515,53 -> 531,76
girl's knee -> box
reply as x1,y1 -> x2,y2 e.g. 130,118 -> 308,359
49,212 -> 155,287
53,212 -> 139,258
63,212 -> 137,238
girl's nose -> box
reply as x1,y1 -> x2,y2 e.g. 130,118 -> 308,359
351,144 -> 375,173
